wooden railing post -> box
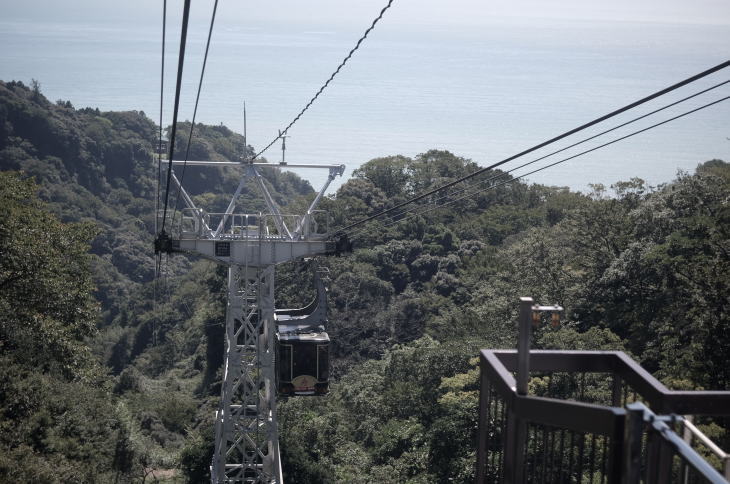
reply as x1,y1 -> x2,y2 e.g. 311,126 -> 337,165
476,364 -> 490,483
623,403 -> 645,484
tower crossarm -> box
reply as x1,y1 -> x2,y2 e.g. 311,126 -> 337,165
175,234 -> 336,267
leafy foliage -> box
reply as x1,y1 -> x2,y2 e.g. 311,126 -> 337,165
0,173 -> 138,481
277,157 -> 730,482
0,172 -> 99,378
1,79 -> 728,482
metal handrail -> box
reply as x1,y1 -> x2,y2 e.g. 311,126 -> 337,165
175,209 -> 330,241
626,402 -> 729,483
682,417 -> 730,480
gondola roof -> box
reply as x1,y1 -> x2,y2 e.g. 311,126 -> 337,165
277,323 -> 330,342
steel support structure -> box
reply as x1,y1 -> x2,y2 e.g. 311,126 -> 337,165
158,160 -> 344,484
212,264 -> 281,483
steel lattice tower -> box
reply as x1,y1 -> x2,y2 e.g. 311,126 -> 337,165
158,160 -> 344,483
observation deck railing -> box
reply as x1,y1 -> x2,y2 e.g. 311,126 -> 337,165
476,350 -> 730,483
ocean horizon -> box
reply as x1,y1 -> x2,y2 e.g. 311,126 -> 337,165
1,12 -> 728,194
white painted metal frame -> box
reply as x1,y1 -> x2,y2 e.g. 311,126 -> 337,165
161,160 -> 343,483
212,264 -> 280,483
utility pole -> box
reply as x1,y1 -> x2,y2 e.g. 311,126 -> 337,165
157,158 -> 345,483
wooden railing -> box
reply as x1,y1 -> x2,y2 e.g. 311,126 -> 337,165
476,350 -> 730,483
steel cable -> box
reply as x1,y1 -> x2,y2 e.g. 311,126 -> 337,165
348,79 -> 730,237
350,94 -> 730,238
154,0 -> 167,346
171,0 -> 220,223
336,59 -> 730,234
156,0 -> 166,236
252,0 -> 395,160
159,0 -> 192,234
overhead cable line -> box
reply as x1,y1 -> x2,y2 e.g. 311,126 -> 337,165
337,59 -> 730,234
351,94 -> 730,237
172,0 -> 220,222
156,0 -> 167,236
159,0 -> 192,235
252,0 -> 395,160
349,78 -> 730,235
154,0 -> 167,347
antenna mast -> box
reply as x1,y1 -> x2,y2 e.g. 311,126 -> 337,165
243,101 -> 248,163
278,130 -> 289,164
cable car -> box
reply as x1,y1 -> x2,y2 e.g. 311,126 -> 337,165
275,265 -> 330,396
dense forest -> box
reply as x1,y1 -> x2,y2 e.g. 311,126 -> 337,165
1,80 -> 728,482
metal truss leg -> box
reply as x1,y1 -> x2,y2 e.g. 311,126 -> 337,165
212,265 -> 282,483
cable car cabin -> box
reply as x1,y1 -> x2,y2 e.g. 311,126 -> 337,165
277,324 -> 329,396
275,264 -> 330,396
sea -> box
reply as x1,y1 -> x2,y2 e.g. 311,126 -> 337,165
1,11 -> 729,195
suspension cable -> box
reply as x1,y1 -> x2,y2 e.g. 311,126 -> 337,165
172,0 -> 220,222
159,0 -> 192,235
349,78 -> 730,235
336,59 -> 730,234
252,0 -> 395,160
156,0 -> 167,236
351,94 -> 730,237
153,0 -> 167,347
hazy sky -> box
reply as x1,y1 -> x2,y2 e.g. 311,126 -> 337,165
3,0 -> 730,29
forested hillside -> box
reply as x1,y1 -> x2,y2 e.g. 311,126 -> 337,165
0,80 -> 312,481
278,156 -> 730,482
1,80 -> 728,482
